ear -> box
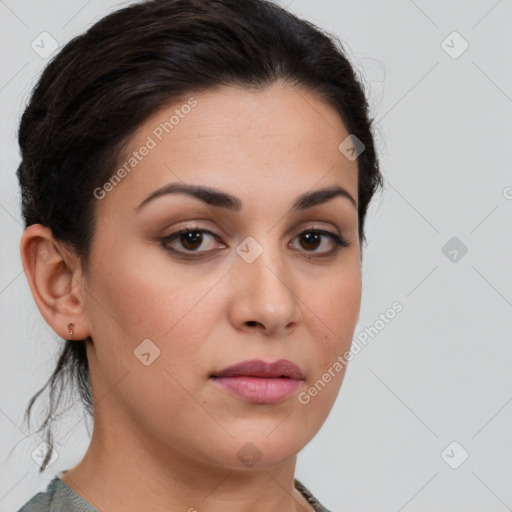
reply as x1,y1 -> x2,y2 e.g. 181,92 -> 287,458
19,224 -> 91,341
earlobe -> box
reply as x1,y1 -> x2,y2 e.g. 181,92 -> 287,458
19,224 -> 90,341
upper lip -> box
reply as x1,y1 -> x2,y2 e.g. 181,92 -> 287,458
211,359 -> 304,379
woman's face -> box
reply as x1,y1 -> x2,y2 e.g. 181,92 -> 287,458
82,81 -> 361,470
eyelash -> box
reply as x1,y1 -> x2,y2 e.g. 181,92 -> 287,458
159,225 -> 349,259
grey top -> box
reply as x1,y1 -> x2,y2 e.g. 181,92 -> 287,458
17,470 -> 332,512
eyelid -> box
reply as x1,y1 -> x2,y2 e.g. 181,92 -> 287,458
290,226 -> 349,254
159,222 -> 348,258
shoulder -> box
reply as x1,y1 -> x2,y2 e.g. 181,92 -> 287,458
19,474 -> 330,512
294,478 -> 333,512
16,477 -> 58,512
16,474 -> 98,512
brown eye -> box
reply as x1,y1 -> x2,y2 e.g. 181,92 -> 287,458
299,231 -> 321,251
290,229 -> 348,257
180,230 -> 203,250
160,227 -> 226,255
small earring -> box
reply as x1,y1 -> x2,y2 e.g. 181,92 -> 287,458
67,322 -> 74,338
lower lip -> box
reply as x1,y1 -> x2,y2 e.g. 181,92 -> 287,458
210,376 -> 303,404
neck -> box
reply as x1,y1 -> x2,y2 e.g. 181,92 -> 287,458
60,416 -> 314,512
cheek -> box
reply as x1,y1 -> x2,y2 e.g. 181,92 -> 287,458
302,270 -> 360,416
84,251 -> 225,443
88,236 -> 217,334
308,264 -> 361,350
84,239 -> 229,385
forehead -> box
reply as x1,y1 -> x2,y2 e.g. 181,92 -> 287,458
96,82 -> 358,214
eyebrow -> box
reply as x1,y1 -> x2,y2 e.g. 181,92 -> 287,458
134,182 -> 357,213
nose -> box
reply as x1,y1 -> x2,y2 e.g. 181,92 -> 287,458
228,240 -> 302,337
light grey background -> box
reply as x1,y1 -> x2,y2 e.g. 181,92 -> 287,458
1,0 -> 511,510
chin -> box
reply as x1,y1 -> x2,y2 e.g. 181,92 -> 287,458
207,428 -> 311,471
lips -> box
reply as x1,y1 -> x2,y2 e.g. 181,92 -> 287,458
210,359 -> 304,380
209,359 -> 305,404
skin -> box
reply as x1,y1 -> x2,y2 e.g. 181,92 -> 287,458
20,81 -> 361,512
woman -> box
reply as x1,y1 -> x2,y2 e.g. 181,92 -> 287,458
15,0 -> 383,510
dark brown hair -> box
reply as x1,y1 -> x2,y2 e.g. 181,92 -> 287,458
16,0 -> 383,472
